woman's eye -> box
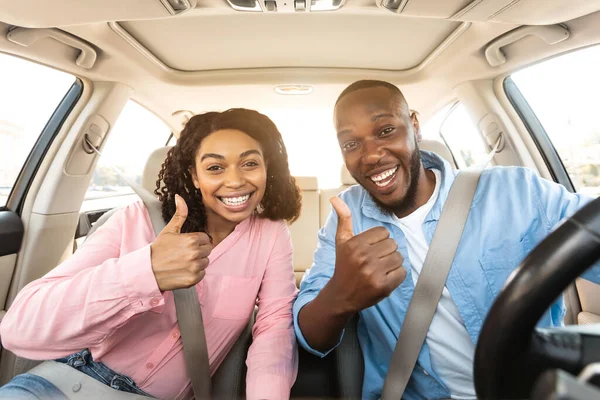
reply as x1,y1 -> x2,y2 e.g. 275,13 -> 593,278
380,127 -> 395,136
244,161 -> 259,167
207,165 -> 223,171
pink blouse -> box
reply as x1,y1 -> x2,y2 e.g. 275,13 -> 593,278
0,201 -> 299,399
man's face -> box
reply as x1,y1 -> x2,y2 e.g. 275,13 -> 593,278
334,86 -> 421,213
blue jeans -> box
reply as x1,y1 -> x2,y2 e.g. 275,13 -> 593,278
0,349 -> 152,399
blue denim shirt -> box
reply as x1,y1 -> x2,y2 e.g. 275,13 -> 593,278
293,151 -> 600,400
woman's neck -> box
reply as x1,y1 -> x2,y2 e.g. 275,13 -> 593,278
205,210 -> 238,247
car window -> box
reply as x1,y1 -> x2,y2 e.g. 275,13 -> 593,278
0,54 -> 75,207
511,46 -> 600,198
264,108 -> 343,188
82,101 -> 172,212
422,102 -> 488,168
421,104 -> 452,142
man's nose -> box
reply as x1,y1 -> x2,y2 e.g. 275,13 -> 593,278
362,139 -> 385,165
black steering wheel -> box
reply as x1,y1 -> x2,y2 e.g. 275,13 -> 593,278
474,197 -> 600,399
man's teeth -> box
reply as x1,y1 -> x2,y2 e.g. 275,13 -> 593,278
370,167 -> 398,186
220,194 -> 250,206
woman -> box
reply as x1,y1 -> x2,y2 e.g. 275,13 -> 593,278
0,109 -> 302,399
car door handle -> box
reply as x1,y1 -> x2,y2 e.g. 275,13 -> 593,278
7,27 -> 97,69
485,25 -> 570,67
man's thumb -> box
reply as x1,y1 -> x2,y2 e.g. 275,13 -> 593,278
164,194 -> 188,234
330,197 -> 354,243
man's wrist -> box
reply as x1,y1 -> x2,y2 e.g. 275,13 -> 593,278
320,278 -> 357,319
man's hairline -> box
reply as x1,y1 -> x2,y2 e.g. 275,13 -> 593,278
334,85 -> 410,114
334,87 -> 412,132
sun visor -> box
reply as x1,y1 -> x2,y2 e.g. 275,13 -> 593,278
0,0 -> 197,28
377,0 -> 600,25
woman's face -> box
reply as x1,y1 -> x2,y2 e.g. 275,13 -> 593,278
192,129 -> 267,225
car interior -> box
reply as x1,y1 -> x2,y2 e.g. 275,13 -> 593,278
0,0 -> 600,398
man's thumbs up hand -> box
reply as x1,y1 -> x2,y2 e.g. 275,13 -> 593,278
327,197 -> 406,314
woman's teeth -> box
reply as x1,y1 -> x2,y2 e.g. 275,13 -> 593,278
220,194 -> 250,206
370,167 -> 398,187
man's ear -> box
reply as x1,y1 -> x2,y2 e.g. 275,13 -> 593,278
410,110 -> 422,142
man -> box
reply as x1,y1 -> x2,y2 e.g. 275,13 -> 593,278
293,80 -> 600,399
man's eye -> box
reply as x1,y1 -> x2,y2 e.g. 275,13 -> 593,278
380,127 -> 395,136
343,142 -> 359,152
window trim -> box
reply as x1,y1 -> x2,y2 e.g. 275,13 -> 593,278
437,101 -> 482,169
503,76 -> 575,193
4,79 -> 84,214
437,101 -> 461,167
165,132 -> 174,146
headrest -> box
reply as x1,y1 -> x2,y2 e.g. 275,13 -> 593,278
420,140 -> 456,168
142,146 -> 172,193
295,176 -> 319,191
341,165 -> 356,186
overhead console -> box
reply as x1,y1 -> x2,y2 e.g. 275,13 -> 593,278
225,0 -> 345,13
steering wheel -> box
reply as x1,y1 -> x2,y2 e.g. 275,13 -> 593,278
474,197 -> 600,399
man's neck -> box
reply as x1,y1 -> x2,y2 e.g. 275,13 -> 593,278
393,167 -> 436,219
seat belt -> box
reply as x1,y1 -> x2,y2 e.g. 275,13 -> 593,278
380,168 -> 483,400
84,136 -> 211,399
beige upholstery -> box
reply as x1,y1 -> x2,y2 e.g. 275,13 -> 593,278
576,278 -> 600,324
420,139 -> 457,169
320,165 -> 356,227
142,146 -> 172,193
340,165 -> 356,186
578,311 -> 600,325
289,176 -> 320,287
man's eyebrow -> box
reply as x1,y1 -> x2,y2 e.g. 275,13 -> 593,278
371,113 -> 395,122
337,129 -> 352,137
200,153 -> 225,162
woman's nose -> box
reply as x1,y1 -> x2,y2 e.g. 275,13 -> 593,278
224,167 -> 245,188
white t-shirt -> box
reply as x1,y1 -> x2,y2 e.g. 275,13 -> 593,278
392,169 -> 476,399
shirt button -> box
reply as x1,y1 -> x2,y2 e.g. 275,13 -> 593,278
172,331 -> 179,339
150,298 -> 159,307
146,362 -> 154,369
423,369 -> 429,376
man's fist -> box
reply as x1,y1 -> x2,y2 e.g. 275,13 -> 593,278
329,197 -> 406,313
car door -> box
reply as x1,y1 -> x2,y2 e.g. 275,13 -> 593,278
506,45 -> 600,324
0,52 -> 80,378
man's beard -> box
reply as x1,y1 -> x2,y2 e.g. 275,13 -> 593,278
369,146 -> 422,217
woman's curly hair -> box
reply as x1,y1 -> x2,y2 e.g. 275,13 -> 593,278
155,109 -> 302,233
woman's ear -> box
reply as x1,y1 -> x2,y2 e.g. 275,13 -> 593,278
190,167 -> 200,189
410,110 -> 422,142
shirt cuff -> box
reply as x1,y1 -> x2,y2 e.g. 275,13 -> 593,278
293,294 -> 344,358
119,244 -> 164,313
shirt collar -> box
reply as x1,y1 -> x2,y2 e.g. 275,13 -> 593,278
360,150 -> 458,224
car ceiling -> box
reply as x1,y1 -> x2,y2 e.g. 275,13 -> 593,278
1,0 -> 600,132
